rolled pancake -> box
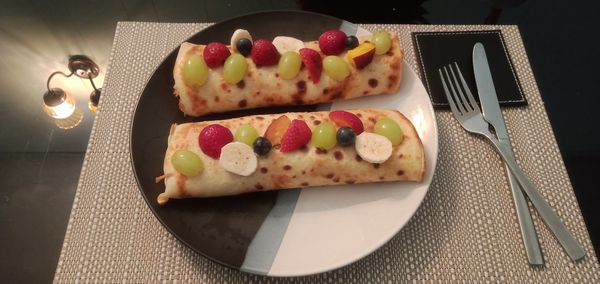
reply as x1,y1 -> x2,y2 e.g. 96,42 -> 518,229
173,35 -> 403,116
159,109 -> 424,204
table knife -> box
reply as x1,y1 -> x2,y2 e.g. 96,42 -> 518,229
472,42 -> 544,265
473,42 -> 586,262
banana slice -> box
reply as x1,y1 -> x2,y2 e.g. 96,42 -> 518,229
230,29 -> 253,52
355,132 -> 393,164
219,142 -> 257,176
272,36 -> 305,54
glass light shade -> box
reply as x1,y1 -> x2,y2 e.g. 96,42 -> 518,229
43,88 -> 76,119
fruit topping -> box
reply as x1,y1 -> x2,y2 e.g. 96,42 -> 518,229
273,36 -> 305,54
280,119 -> 311,152
199,124 -> 233,159
251,39 -> 280,67
347,42 -> 376,69
372,31 -> 392,55
328,110 -> 364,134
171,149 -> 204,177
355,132 -> 392,163
236,38 -> 253,57
311,121 -> 337,150
223,53 -> 248,84
231,29 -> 253,54
374,117 -> 403,145
299,48 -> 322,84
234,124 -> 259,147
318,29 -> 347,55
344,35 -> 359,49
183,54 -> 209,86
219,142 -> 257,176
336,127 -> 356,146
278,51 -> 302,80
264,115 -> 291,146
253,137 -> 272,156
323,55 -> 350,81
203,42 -> 231,68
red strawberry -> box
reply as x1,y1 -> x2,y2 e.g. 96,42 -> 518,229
299,48 -> 322,84
203,43 -> 231,68
280,119 -> 311,152
318,30 -> 347,55
198,124 -> 233,159
251,39 -> 280,67
329,110 -> 364,134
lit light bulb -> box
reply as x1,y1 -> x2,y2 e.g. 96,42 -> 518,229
43,88 -> 76,119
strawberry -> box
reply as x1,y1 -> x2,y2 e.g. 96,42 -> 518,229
198,124 -> 233,159
299,48 -> 322,84
264,115 -> 291,146
318,30 -> 347,55
329,110 -> 364,134
203,43 -> 231,68
251,39 -> 280,67
280,119 -> 311,152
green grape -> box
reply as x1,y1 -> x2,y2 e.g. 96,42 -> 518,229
171,149 -> 204,177
311,122 -> 337,150
323,56 -> 350,81
374,117 -> 403,145
235,124 -> 259,146
371,31 -> 392,55
278,51 -> 302,80
223,53 -> 248,84
183,55 -> 209,86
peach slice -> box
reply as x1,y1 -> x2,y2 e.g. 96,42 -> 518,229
264,115 -> 291,146
346,42 -> 376,69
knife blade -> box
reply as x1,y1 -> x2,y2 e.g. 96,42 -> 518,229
472,42 -> 544,265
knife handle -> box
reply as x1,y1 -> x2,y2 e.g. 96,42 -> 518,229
486,135 -> 586,261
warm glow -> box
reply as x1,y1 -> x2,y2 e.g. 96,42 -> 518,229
43,92 -> 76,119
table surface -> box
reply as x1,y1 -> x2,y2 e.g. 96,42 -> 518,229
1,2 -> 599,283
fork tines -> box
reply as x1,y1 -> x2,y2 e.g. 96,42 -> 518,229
438,63 -> 480,118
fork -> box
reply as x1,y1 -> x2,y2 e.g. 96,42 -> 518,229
439,63 -> 586,261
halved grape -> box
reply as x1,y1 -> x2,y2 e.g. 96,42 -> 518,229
311,122 -> 337,149
372,31 -> 392,55
235,124 -> 259,146
374,117 -> 403,145
171,149 -> 204,177
278,51 -> 302,80
183,55 -> 209,86
323,56 -> 350,81
223,53 -> 248,84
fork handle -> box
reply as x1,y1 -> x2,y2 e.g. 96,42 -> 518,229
487,136 -> 586,261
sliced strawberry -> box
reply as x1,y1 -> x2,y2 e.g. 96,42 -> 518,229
318,30 -> 347,55
329,110 -> 364,134
299,48 -> 322,84
280,119 -> 311,152
198,124 -> 233,159
203,42 -> 231,68
264,115 -> 291,146
251,39 -> 280,67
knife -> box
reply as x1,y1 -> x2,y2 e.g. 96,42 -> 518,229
472,43 -> 544,265
473,42 -> 586,262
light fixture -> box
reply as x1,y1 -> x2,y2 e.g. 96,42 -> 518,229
43,55 -> 101,128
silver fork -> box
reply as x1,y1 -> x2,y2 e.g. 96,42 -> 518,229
439,63 -> 586,261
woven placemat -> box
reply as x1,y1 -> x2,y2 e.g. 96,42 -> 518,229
54,22 -> 600,282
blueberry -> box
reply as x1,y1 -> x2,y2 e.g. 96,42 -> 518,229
344,36 -> 359,49
236,38 -> 253,57
336,127 -> 356,146
253,136 -> 272,156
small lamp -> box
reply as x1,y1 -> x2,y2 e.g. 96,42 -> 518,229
43,55 -> 102,128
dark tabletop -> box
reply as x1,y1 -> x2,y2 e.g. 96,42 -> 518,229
0,0 -> 598,282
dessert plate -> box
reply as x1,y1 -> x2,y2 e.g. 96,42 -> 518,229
130,10 -> 438,277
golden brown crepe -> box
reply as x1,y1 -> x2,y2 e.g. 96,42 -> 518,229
158,109 -> 424,204
173,35 -> 403,117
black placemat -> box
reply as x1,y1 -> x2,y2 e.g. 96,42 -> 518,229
412,30 -> 526,109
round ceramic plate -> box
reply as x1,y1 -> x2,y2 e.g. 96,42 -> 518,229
131,10 -> 438,277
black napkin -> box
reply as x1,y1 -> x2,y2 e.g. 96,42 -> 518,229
412,30 -> 526,109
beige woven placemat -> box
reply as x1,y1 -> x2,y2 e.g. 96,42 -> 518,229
54,22 -> 600,282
